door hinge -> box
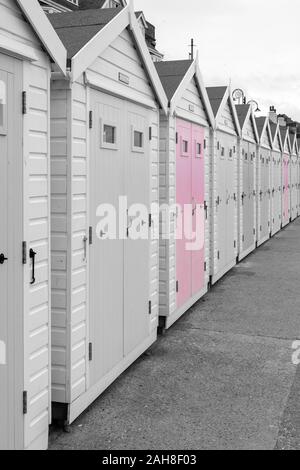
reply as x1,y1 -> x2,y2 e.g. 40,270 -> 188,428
148,301 -> 152,315
89,226 -> 93,245
204,262 -> 207,272
204,201 -> 208,219
253,228 -> 256,235
242,235 -> 245,242
204,139 -> 207,149
176,132 -> 178,144
89,111 -> 93,129
149,127 -> 152,141
22,241 -> 27,264
149,214 -> 152,228
217,251 -> 220,260
23,391 -> 28,415
22,91 -> 27,115
176,280 -> 179,293
89,342 -> 93,361
234,240 -> 236,248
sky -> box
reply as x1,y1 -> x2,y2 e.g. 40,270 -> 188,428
135,0 -> 300,121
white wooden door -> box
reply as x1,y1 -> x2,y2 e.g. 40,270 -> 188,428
226,135 -> 236,266
124,103 -> 150,356
89,90 -> 151,384
0,54 -> 23,450
89,92 -> 124,384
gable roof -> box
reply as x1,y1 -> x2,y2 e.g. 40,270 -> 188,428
155,60 -> 193,101
279,126 -> 289,151
235,104 -> 250,130
256,116 -> 267,138
50,2 -> 168,113
289,130 -> 297,153
206,85 -> 240,135
48,8 -> 120,59
155,57 -> 215,127
16,0 -> 66,74
206,86 -> 227,117
255,116 -> 272,148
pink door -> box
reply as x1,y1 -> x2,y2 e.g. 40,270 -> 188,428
176,119 -> 205,309
191,124 -> 205,296
176,119 -> 192,308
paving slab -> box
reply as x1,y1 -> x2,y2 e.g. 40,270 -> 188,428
50,219 -> 300,450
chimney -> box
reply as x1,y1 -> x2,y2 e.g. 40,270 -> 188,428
269,106 -> 277,124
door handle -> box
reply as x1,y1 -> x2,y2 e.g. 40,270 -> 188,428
0,253 -> 8,265
83,236 -> 88,261
29,249 -> 37,285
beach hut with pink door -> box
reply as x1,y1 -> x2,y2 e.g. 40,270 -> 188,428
155,56 -> 215,330
279,126 -> 291,227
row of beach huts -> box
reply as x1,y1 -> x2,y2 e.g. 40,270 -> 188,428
0,0 -> 299,450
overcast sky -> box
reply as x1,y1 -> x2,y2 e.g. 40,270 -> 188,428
135,0 -> 300,121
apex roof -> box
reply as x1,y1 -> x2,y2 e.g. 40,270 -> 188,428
154,60 -> 193,101
206,86 -> 227,117
48,7 -> 121,58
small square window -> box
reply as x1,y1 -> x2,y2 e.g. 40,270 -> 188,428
134,130 -> 143,148
103,124 -> 116,144
0,79 -> 7,135
182,140 -> 188,153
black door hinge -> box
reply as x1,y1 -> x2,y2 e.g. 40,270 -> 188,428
234,240 -> 236,248
176,280 -> 179,293
89,226 -> 93,245
204,201 -> 208,219
22,91 -> 27,115
204,139 -> 207,149
217,251 -> 220,260
23,391 -> 28,415
149,214 -> 152,228
22,241 -> 27,264
204,262 -> 207,272
253,228 -> 256,235
149,301 -> 152,315
149,127 -> 152,141
176,132 -> 178,144
89,343 -> 93,361
89,111 -> 93,129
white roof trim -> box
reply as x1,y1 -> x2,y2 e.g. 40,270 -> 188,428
262,118 -> 274,150
0,32 -> 38,62
71,1 -> 168,113
71,5 -> 130,81
169,55 -> 215,128
16,0 -> 67,75
215,87 -> 241,137
240,107 -> 259,143
128,1 -> 168,114
272,123 -> 282,151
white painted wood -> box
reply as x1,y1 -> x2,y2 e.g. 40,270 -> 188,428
16,0 -> 66,75
50,20 -> 160,420
0,0 -> 54,450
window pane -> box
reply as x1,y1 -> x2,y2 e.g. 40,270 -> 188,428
134,131 -> 143,148
0,80 -> 6,129
103,125 -> 116,144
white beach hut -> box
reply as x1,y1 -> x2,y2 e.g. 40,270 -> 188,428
235,104 -> 259,260
206,86 -> 241,284
0,0 -> 66,450
49,2 -> 168,425
255,116 -> 273,246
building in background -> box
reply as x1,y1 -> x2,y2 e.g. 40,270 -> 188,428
39,0 -> 163,61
